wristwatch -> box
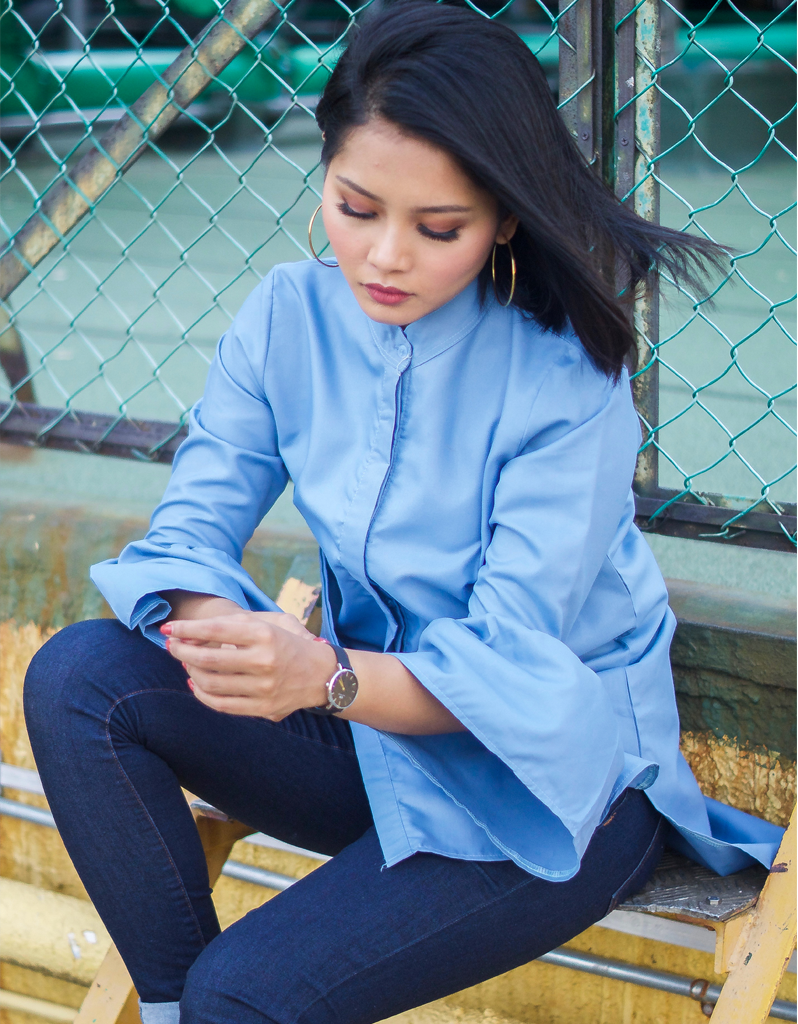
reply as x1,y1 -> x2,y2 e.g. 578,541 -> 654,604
308,641 -> 359,715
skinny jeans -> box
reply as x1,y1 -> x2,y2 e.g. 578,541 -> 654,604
24,619 -> 665,1024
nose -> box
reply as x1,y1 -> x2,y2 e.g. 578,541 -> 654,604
367,222 -> 412,274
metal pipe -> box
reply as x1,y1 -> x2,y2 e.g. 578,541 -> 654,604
539,947 -> 797,1021
0,796 -> 56,828
221,860 -> 295,890
0,0 -> 281,302
63,0 -> 88,51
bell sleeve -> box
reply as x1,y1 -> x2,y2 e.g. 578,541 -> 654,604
90,276 -> 289,645
392,350 -> 655,872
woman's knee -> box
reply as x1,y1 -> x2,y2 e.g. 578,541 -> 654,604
180,940 -> 280,1024
23,618 -> 158,729
24,620 -> 116,707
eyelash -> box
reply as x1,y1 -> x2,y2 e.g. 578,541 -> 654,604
337,201 -> 461,243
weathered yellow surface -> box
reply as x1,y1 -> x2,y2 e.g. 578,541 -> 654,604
712,805 -> 797,1024
714,908 -> 754,974
0,963 -> 87,1009
380,1007 -> 524,1024
682,730 -> 796,829
0,878 -> 110,985
0,622 -> 89,900
0,988 -> 75,1022
275,577 -> 321,623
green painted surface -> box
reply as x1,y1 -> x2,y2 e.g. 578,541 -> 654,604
0,501 -> 317,632
668,578 -> 796,757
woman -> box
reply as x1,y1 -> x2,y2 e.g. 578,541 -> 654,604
24,4 -> 782,1023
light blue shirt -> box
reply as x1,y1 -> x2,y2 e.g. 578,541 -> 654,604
92,261 -> 783,879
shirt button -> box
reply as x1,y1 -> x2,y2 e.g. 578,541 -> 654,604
397,344 -> 409,359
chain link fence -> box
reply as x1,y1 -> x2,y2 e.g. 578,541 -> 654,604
0,0 -> 795,548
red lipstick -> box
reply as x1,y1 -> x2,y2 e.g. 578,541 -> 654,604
364,283 -> 412,306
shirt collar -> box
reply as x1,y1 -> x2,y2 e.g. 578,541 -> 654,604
367,278 -> 486,367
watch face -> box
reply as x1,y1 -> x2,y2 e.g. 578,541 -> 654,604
329,669 -> 358,710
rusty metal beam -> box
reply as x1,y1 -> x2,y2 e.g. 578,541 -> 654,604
0,401 -> 187,461
0,306 -> 35,402
0,0 -> 281,302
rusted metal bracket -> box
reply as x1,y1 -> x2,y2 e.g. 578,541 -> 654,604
0,306 -> 34,403
635,491 -> 797,552
0,401 -> 187,461
0,0 -> 281,303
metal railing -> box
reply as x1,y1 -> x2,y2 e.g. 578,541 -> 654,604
0,0 -> 795,549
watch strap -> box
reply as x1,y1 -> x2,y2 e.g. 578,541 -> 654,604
307,639 -> 356,716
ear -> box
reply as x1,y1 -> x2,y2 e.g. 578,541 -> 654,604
495,214 -> 519,245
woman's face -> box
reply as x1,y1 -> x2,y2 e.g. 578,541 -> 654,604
321,118 -> 517,325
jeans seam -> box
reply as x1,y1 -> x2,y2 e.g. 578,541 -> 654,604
105,689 -> 210,952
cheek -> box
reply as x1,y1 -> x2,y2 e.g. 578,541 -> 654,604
324,215 -> 365,264
424,233 -> 494,290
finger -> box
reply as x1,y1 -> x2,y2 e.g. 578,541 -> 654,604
167,638 -> 252,673
188,686 -> 261,717
253,612 -> 314,640
188,667 -> 254,697
162,614 -> 267,647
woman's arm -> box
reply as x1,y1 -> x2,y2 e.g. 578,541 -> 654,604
162,590 -> 243,622
161,611 -> 465,735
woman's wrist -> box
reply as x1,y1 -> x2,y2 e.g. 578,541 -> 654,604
306,638 -> 340,708
160,590 -> 242,622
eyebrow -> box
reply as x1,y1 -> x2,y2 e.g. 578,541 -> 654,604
336,176 -> 472,214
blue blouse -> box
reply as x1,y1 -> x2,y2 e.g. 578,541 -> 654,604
92,261 -> 783,880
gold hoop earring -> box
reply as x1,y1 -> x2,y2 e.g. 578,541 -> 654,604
491,240 -> 516,307
308,204 -> 338,267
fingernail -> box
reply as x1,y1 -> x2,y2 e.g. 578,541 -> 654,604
187,678 -> 195,692
164,638 -> 171,652
160,623 -> 172,635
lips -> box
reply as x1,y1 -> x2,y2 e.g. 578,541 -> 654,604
364,283 -> 412,306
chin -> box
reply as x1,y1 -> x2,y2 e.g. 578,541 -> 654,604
356,296 -> 423,325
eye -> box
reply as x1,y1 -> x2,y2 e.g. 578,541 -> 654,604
337,200 -> 375,220
418,224 -> 460,243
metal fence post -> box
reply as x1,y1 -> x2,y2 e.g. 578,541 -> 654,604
558,0 -> 611,171
629,0 -> 661,497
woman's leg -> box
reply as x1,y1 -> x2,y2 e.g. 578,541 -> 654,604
179,789 -> 664,1024
23,619 -> 372,1005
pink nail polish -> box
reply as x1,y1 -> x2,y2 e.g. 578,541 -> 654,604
164,638 -> 171,652
187,678 -> 195,692
160,623 -> 172,635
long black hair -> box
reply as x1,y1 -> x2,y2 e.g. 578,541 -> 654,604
315,0 -> 726,379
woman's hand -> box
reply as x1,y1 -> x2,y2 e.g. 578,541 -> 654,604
161,600 -> 466,735
162,612 -> 336,720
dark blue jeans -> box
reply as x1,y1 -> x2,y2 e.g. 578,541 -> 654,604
25,619 -> 665,1024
